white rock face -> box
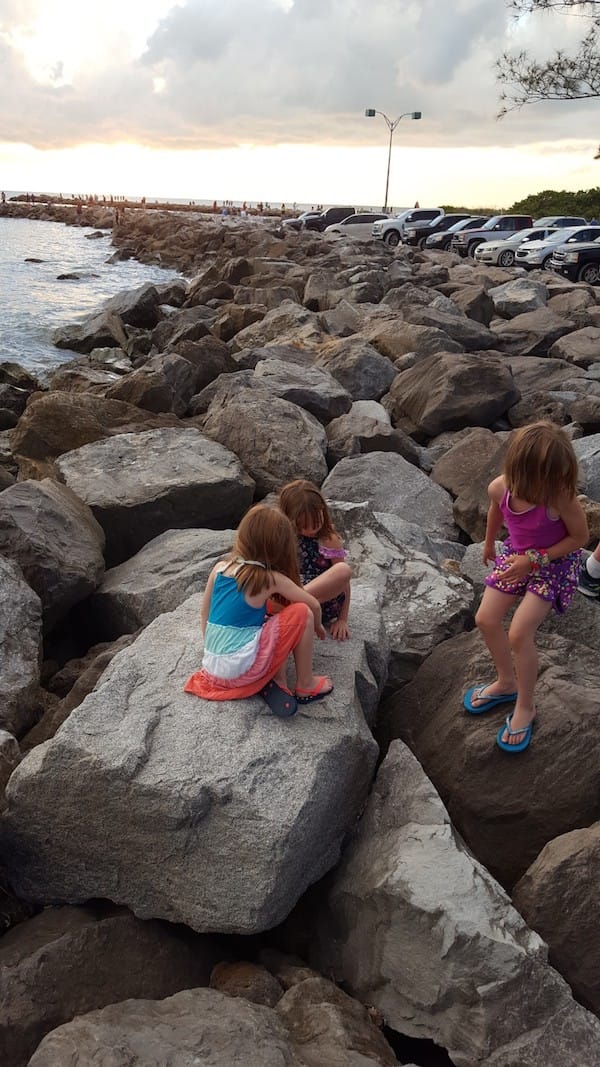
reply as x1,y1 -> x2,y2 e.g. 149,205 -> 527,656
306,742 -> 600,1067
1,587 -> 385,935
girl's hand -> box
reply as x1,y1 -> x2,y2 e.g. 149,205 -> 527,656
501,554 -> 531,582
483,542 -> 497,565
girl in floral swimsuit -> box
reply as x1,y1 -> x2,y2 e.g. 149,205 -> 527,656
463,421 -> 588,753
279,480 -> 352,642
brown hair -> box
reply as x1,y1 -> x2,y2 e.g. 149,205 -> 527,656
504,420 -> 579,506
278,479 -> 335,539
227,504 -> 301,596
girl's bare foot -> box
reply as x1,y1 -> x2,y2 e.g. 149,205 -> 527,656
499,707 -> 536,746
329,618 -> 350,641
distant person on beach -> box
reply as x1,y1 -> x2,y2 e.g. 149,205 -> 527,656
1,191 -> 5,204
578,542 -> 600,598
463,421 -> 588,753
279,479 -> 351,642
184,505 -> 332,718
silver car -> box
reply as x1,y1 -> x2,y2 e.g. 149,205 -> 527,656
474,227 -> 558,267
514,226 -> 600,270
325,212 -> 389,238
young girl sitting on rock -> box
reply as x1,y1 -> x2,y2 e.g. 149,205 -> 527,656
184,504 -> 333,718
279,479 -> 352,642
464,420 -> 588,753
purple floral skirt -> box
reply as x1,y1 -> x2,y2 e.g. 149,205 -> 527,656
484,539 -> 582,615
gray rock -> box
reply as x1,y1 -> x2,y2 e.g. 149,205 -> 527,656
549,326 -> 600,367
387,352 -> 519,436
0,730 -> 19,810
102,282 -> 162,328
91,528 -> 234,638
491,307 -> 575,357
253,359 -> 352,423
1,588 -> 384,934
55,428 -> 254,566
0,479 -> 105,632
0,904 -> 224,1067
201,389 -> 327,497
574,434 -> 600,501
28,987 -> 307,1067
303,742 -> 600,1067
316,338 -> 397,401
404,305 -> 498,351
322,453 -> 458,541
326,413 -> 421,470
488,277 -> 548,318
53,310 -> 128,353
0,557 -> 42,736
230,300 -> 324,353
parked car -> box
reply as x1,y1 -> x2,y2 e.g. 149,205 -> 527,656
304,206 -> 355,232
372,208 -> 444,246
281,210 -> 322,231
514,225 -> 600,270
473,227 -> 558,268
551,236 -> 600,283
424,216 -> 489,251
451,215 -> 533,258
403,213 -> 473,249
325,211 -> 389,237
534,215 -> 587,228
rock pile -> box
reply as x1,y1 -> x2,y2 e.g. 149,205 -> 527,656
1,212 -> 600,1064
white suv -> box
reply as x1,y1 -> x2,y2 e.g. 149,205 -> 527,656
372,208 -> 444,247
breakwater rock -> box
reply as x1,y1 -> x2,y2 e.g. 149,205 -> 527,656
1,214 -> 600,1065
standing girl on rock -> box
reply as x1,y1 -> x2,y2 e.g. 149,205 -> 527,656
184,505 -> 333,718
279,479 -> 352,642
463,421 -> 588,753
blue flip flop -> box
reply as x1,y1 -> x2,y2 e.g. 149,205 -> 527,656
260,680 -> 298,718
496,713 -> 534,753
463,684 -> 518,715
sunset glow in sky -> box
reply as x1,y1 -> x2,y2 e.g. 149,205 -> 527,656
0,0 -> 598,208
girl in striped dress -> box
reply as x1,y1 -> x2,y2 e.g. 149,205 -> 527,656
184,505 -> 333,717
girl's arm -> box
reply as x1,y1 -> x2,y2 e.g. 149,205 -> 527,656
269,572 -> 326,639
483,476 -> 505,563
200,565 -> 219,636
545,494 -> 589,561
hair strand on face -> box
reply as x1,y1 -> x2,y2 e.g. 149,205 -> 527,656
504,420 -> 579,506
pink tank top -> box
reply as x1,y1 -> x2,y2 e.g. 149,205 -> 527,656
500,489 -> 567,550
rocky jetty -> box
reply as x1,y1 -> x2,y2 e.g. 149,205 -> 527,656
1,210 -> 600,1065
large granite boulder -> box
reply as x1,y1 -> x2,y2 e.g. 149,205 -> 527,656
322,453 -> 458,541
431,427 -> 506,499
0,586 -> 384,934
491,307 -> 575,357
386,352 -> 519,436
252,359 -> 352,423
0,904 -> 224,1067
403,304 -> 498,350
360,316 -> 463,361
102,282 -> 162,328
549,326 -> 600,367
574,433 -> 600,501
90,528 -> 234,639
0,479 -> 105,632
299,742 -> 600,1067
513,823 -> 600,1017
106,351 -> 202,416
201,389 -> 327,497
55,428 -> 254,566
230,300 -> 324,352
52,310 -> 128,353
0,557 -> 42,736
488,278 -> 548,318
381,629 -> 600,889
326,412 -> 421,469
316,338 -> 397,401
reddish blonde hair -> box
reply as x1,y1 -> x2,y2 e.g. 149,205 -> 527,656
504,420 -> 579,506
228,504 -> 301,596
278,479 -> 335,539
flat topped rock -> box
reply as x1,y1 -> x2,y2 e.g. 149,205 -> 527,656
55,427 -> 254,565
0,587 -> 385,934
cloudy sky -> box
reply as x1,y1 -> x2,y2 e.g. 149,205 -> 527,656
0,0 -> 597,207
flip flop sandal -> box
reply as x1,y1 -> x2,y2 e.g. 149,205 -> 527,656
496,713 -> 534,753
295,676 -> 334,705
260,680 -> 298,718
463,683 -> 518,715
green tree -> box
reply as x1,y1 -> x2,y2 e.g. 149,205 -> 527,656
497,1 -> 600,114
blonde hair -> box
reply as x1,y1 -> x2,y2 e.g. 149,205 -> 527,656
228,504 -> 301,596
504,420 -> 579,506
278,479 -> 335,539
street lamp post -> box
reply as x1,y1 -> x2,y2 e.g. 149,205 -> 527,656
364,108 -> 422,211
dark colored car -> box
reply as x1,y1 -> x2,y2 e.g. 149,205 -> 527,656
403,213 -> 473,249
304,206 -> 355,232
424,216 -> 489,251
551,237 -> 600,283
281,211 -> 322,231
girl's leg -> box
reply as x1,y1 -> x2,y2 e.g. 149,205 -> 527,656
469,587 -> 519,708
500,592 -> 552,744
292,606 -> 332,692
305,562 -> 352,641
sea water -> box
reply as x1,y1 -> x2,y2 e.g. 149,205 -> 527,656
0,216 -> 180,379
